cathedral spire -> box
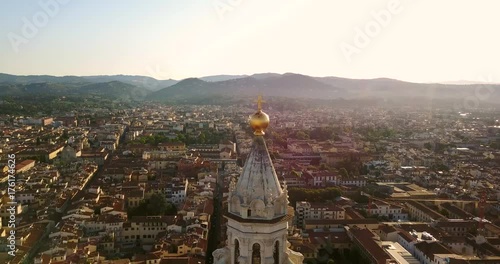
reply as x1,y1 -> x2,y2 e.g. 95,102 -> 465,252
214,97 -> 304,264
227,95 -> 286,220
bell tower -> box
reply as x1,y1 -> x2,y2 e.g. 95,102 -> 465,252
213,96 -> 303,264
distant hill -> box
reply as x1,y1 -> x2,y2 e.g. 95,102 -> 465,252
440,80 -> 500,85
316,76 -> 500,102
1,72 -> 500,104
147,73 -> 345,102
0,73 -> 177,91
81,75 -> 178,91
199,74 -> 248,82
250,73 -> 283,80
0,73 -> 86,84
0,81 -> 147,101
76,81 -> 148,100
0,82 -> 78,96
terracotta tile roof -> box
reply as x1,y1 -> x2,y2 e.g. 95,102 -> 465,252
414,241 -> 452,260
379,224 -> 397,234
305,218 -> 379,226
350,228 -> 391,264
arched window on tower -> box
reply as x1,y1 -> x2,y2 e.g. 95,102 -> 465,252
252,243 -> 261,264
234,239 -> 240,264
274,241 -> 279,264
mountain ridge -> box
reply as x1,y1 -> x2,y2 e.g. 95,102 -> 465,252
1,72 -> 499,104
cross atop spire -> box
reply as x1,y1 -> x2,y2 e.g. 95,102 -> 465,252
254,94 -> 265,111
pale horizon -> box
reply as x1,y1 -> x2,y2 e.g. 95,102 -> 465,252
1,0 -> 499,84
3,71 -> 500,85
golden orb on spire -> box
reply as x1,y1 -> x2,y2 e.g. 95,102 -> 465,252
249,95 -> 270,136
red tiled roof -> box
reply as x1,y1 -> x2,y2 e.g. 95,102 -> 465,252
350,228 -> 391,264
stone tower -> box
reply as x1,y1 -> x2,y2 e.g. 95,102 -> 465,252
213,96 -> 303,264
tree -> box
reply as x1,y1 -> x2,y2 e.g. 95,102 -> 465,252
169,243 -> 178,253
435,143 -> 448,153
359,209 -> 368,218
61,130 -> 69,141
490,141 -> 500,150
440,209 -> 450,217
349,247 -> 367,264
288,187 -> 341,205
309,127 -> 336,141
199,132 -> 207,144
351,191 -> 369,203
296,131 -> 309,140
431,163 -> 450,172
339,168 -> 349,179
335,160 -> 362,177
360,165 -> 369,175
94,207 -> 101,215
423,142 -> 432,150
176,134 -> 186,142
128,193 -> 177,217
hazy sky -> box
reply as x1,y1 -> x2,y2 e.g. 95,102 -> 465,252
1,0 -> 499,83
